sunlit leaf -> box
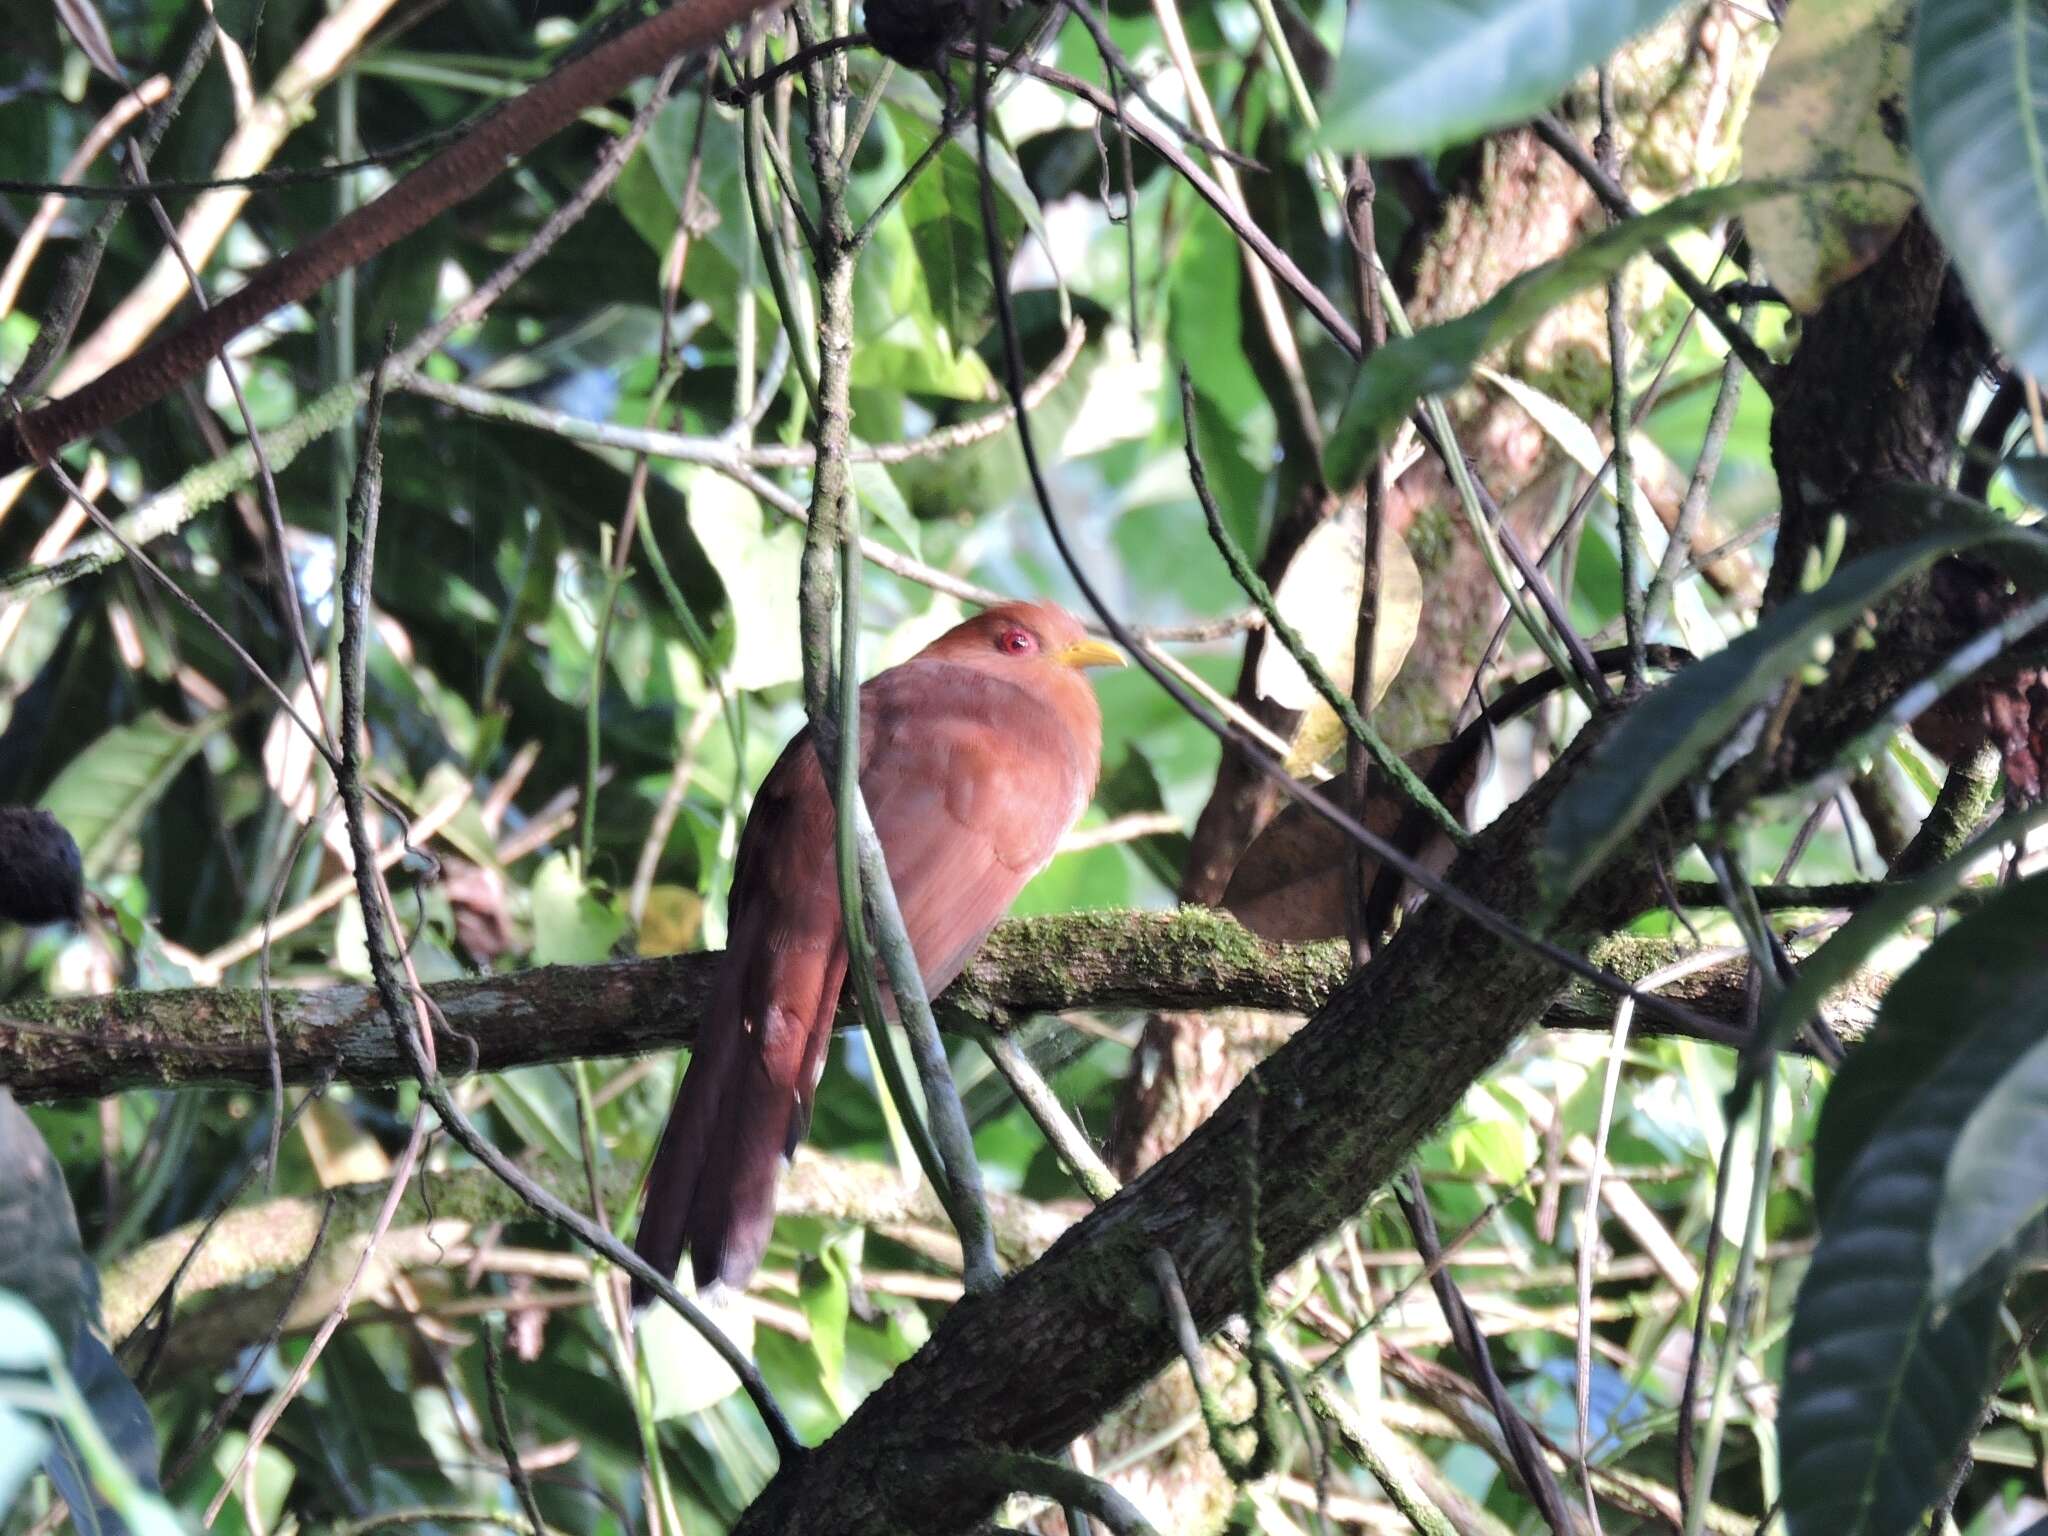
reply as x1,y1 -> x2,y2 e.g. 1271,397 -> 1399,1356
797,1230 -> 858,1414
1321,0 -> 1688,155
1254,517 -> 1422,773
46,1334 -> 163,1536
1932,1026 -> 2048,1303
687,470 -> 807,693
644,1285 -> 756,1421
530,852 -> 628,966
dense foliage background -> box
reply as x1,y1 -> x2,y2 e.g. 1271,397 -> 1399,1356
8,1 -> 2048,1534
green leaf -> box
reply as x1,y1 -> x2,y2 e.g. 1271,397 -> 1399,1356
796,1230 -> 858,1415
1325,183 -> 1776,486
1781,880 -> 2048,1536
899,131 -> 1011,348
687,469 -> 806,693
530,852 -> 627,967
1537,519 -> 2039,916
1741,0 -> 1918,313
0,1292 -> 58,1510
1321,0 -> 1688,156
1750,803 -> 2048,1082
850,460 -> 920,557
1814,876 -> 2048,1217
644,1287 -> 756,1421
38,712 -> 215,878
1932,1026 -> 2048,1302
1912,0 -> 2048,377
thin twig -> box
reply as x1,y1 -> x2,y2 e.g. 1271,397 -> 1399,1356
1397,1172 -> 1575,1533
482,1321 -> 550,1536
163,1194 -> 338,1487
327,349 -> 800,1461
1596,69 -> 1644,688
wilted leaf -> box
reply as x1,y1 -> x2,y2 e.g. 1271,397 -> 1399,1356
1221,740 -> 1472,944
637,884 -> 705,956
1742,0 -> 1918,312
55,0 -> 125,81
1321,0 -> 1688,156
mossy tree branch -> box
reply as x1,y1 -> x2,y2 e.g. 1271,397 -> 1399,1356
0,908 -> 1882,1104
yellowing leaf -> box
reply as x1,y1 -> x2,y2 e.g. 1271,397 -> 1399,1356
1742,0 -> 1918,313
1255,517 -> 1422,770
636,885 -> 704,957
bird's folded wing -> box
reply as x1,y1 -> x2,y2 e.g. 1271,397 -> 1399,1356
858,663 -> 1090,995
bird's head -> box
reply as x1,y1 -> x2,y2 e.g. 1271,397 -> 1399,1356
926,600 -> 1127,674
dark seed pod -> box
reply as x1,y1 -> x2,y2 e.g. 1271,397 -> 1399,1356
0,808 -> 85,926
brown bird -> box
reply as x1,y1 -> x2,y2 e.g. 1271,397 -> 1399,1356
630,600 -> 1123,1302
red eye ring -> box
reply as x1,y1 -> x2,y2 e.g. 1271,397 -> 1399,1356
998,627 -> 1037,655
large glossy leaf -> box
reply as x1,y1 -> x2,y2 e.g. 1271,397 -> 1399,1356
898,126 -> 1019,350
1814,876 -> 2048,1216
1536,521 -> 2035,916
1325,183 -> 1774,486
1933,1027 -> 2048,1302
1321,0 -> 1688,155
1743,0 -> 1918,313
38,713 -> 215,878
1913,0 -> 2048,376
1783,879 -> 2048,1536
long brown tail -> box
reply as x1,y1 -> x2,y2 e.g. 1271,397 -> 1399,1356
629,927 -> 844,1308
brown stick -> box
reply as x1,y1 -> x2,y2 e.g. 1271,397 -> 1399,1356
0,0 -> 782,473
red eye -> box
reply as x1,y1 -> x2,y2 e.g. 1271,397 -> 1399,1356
998,627 -> 1037,655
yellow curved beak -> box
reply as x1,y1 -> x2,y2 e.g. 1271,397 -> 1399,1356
1055,639 -> 1127,671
